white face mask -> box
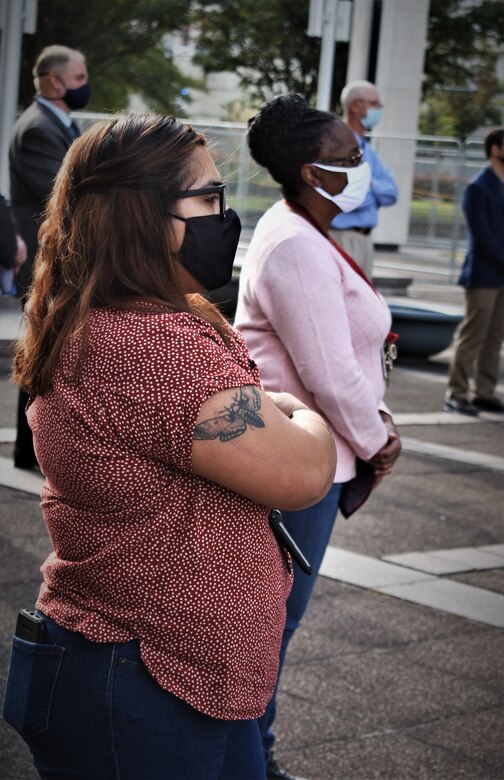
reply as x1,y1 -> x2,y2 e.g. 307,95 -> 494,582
313,161 -> 371,213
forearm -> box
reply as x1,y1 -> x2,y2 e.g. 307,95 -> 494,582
287,408 -> 337,506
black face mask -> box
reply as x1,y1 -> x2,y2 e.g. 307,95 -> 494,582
174,209 -> 241,291
62,81 -> 91,110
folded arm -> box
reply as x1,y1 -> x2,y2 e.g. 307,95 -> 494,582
368,147 -> 398,208
191,385 -> 336,510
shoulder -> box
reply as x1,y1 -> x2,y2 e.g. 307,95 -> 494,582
89,308 -> 239,369
90,306 -> 223,342
467,167 -> 493,191
251,202 -> 330,257
14,102 -> 51,130
15,102 -> 67,141
463,169 -> 495,209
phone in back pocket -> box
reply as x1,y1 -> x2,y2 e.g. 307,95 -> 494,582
15,609 -> 46,643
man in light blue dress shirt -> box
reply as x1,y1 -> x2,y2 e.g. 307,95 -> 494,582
329,80 -> 398,279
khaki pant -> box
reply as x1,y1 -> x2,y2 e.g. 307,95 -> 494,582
329,228 -> 374,279
446,287 -> 504,401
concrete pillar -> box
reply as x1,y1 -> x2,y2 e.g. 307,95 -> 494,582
372,0 -> 430,245
0,0 -> 24,197
316,0 -> 339,111
345,0 -> 374,84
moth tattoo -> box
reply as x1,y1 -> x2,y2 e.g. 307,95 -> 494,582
194,386 -> 265,442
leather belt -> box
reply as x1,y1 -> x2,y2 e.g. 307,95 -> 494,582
331,228 -> 373,236
348,227 -> 372,235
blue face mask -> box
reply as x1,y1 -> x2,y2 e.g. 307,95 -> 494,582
362,107 -> 383,130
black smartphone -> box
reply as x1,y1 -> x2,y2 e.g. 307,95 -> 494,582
15,609 -> 46,643
269,510 -> 312,575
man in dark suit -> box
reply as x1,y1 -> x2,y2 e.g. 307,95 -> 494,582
0,195 -> 27,293
9,44 -> 89,468
444,127 -> 504,415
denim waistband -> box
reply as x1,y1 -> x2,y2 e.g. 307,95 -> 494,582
35,610 -> 141,662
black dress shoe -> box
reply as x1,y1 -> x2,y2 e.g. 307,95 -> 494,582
472,397 -> 504,413
443,398 -> 479,416
266,751 -> 303,780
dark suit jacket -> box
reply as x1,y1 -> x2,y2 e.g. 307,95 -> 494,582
0,195 -> 18,270
9,100 -> 76,293
459,166 -> 504,289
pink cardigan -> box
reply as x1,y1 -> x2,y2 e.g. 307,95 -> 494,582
234,200 -> 392,484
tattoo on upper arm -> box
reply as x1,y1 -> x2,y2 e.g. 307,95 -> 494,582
194,386 -> 265,442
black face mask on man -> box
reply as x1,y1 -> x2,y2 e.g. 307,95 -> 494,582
40,72 -> 91,111
60,80 -> 91,111
170,185 -> 241,291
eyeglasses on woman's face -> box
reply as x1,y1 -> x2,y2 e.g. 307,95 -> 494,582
173,183 -> 228,219
312,148 -> 363,169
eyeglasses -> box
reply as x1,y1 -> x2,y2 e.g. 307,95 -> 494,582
313,149 -> 363,168
172,184 -> 227,218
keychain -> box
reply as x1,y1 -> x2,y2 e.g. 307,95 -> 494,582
384,332 -> 399,382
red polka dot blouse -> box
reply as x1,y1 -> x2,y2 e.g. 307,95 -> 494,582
29,307 -> 293,721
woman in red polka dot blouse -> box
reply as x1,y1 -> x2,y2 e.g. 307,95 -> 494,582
3,113 -> 336,779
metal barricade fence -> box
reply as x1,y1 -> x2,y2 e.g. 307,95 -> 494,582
74,113 -> 485,256
405,135 -> 484,246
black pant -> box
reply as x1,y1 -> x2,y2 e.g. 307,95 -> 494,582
14,387 -> 37,468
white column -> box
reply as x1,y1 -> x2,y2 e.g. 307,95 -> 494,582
316,0 -> 339,111
345,0 -> 374,85
0,0 -> 24,197
372,0 -> 430,245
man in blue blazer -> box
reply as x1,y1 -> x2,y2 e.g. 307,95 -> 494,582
444,127 -> 504,415
9,44 -> 89,468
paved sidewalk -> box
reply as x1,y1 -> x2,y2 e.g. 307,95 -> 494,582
0,247 -> 503,779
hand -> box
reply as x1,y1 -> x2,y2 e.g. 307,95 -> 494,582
368,417 -> 401,479
15,235 -> 27,269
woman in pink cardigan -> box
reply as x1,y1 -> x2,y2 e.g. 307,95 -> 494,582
234,94 -> 402,780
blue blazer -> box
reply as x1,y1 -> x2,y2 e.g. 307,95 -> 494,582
458,166 -> 504,288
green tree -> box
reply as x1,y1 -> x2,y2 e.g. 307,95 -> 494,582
421,0 -> 503,139
191,0 -> 502,134
190,0 -> 347,106
19,0 -> 202,114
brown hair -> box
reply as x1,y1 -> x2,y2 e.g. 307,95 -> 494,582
13,112 -> 230,396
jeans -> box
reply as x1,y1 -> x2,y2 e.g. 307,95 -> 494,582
259,483 -> 342,756
3,613 -> 266,779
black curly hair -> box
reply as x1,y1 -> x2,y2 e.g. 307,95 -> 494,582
247,94 -> 342,197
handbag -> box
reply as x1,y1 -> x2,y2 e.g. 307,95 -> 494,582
339,458 -> 375,518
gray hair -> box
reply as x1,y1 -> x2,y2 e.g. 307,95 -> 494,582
33,45 -> 84,80
340,80 -> 376,111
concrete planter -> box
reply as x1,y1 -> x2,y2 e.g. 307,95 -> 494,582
388,301 -> 463,358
